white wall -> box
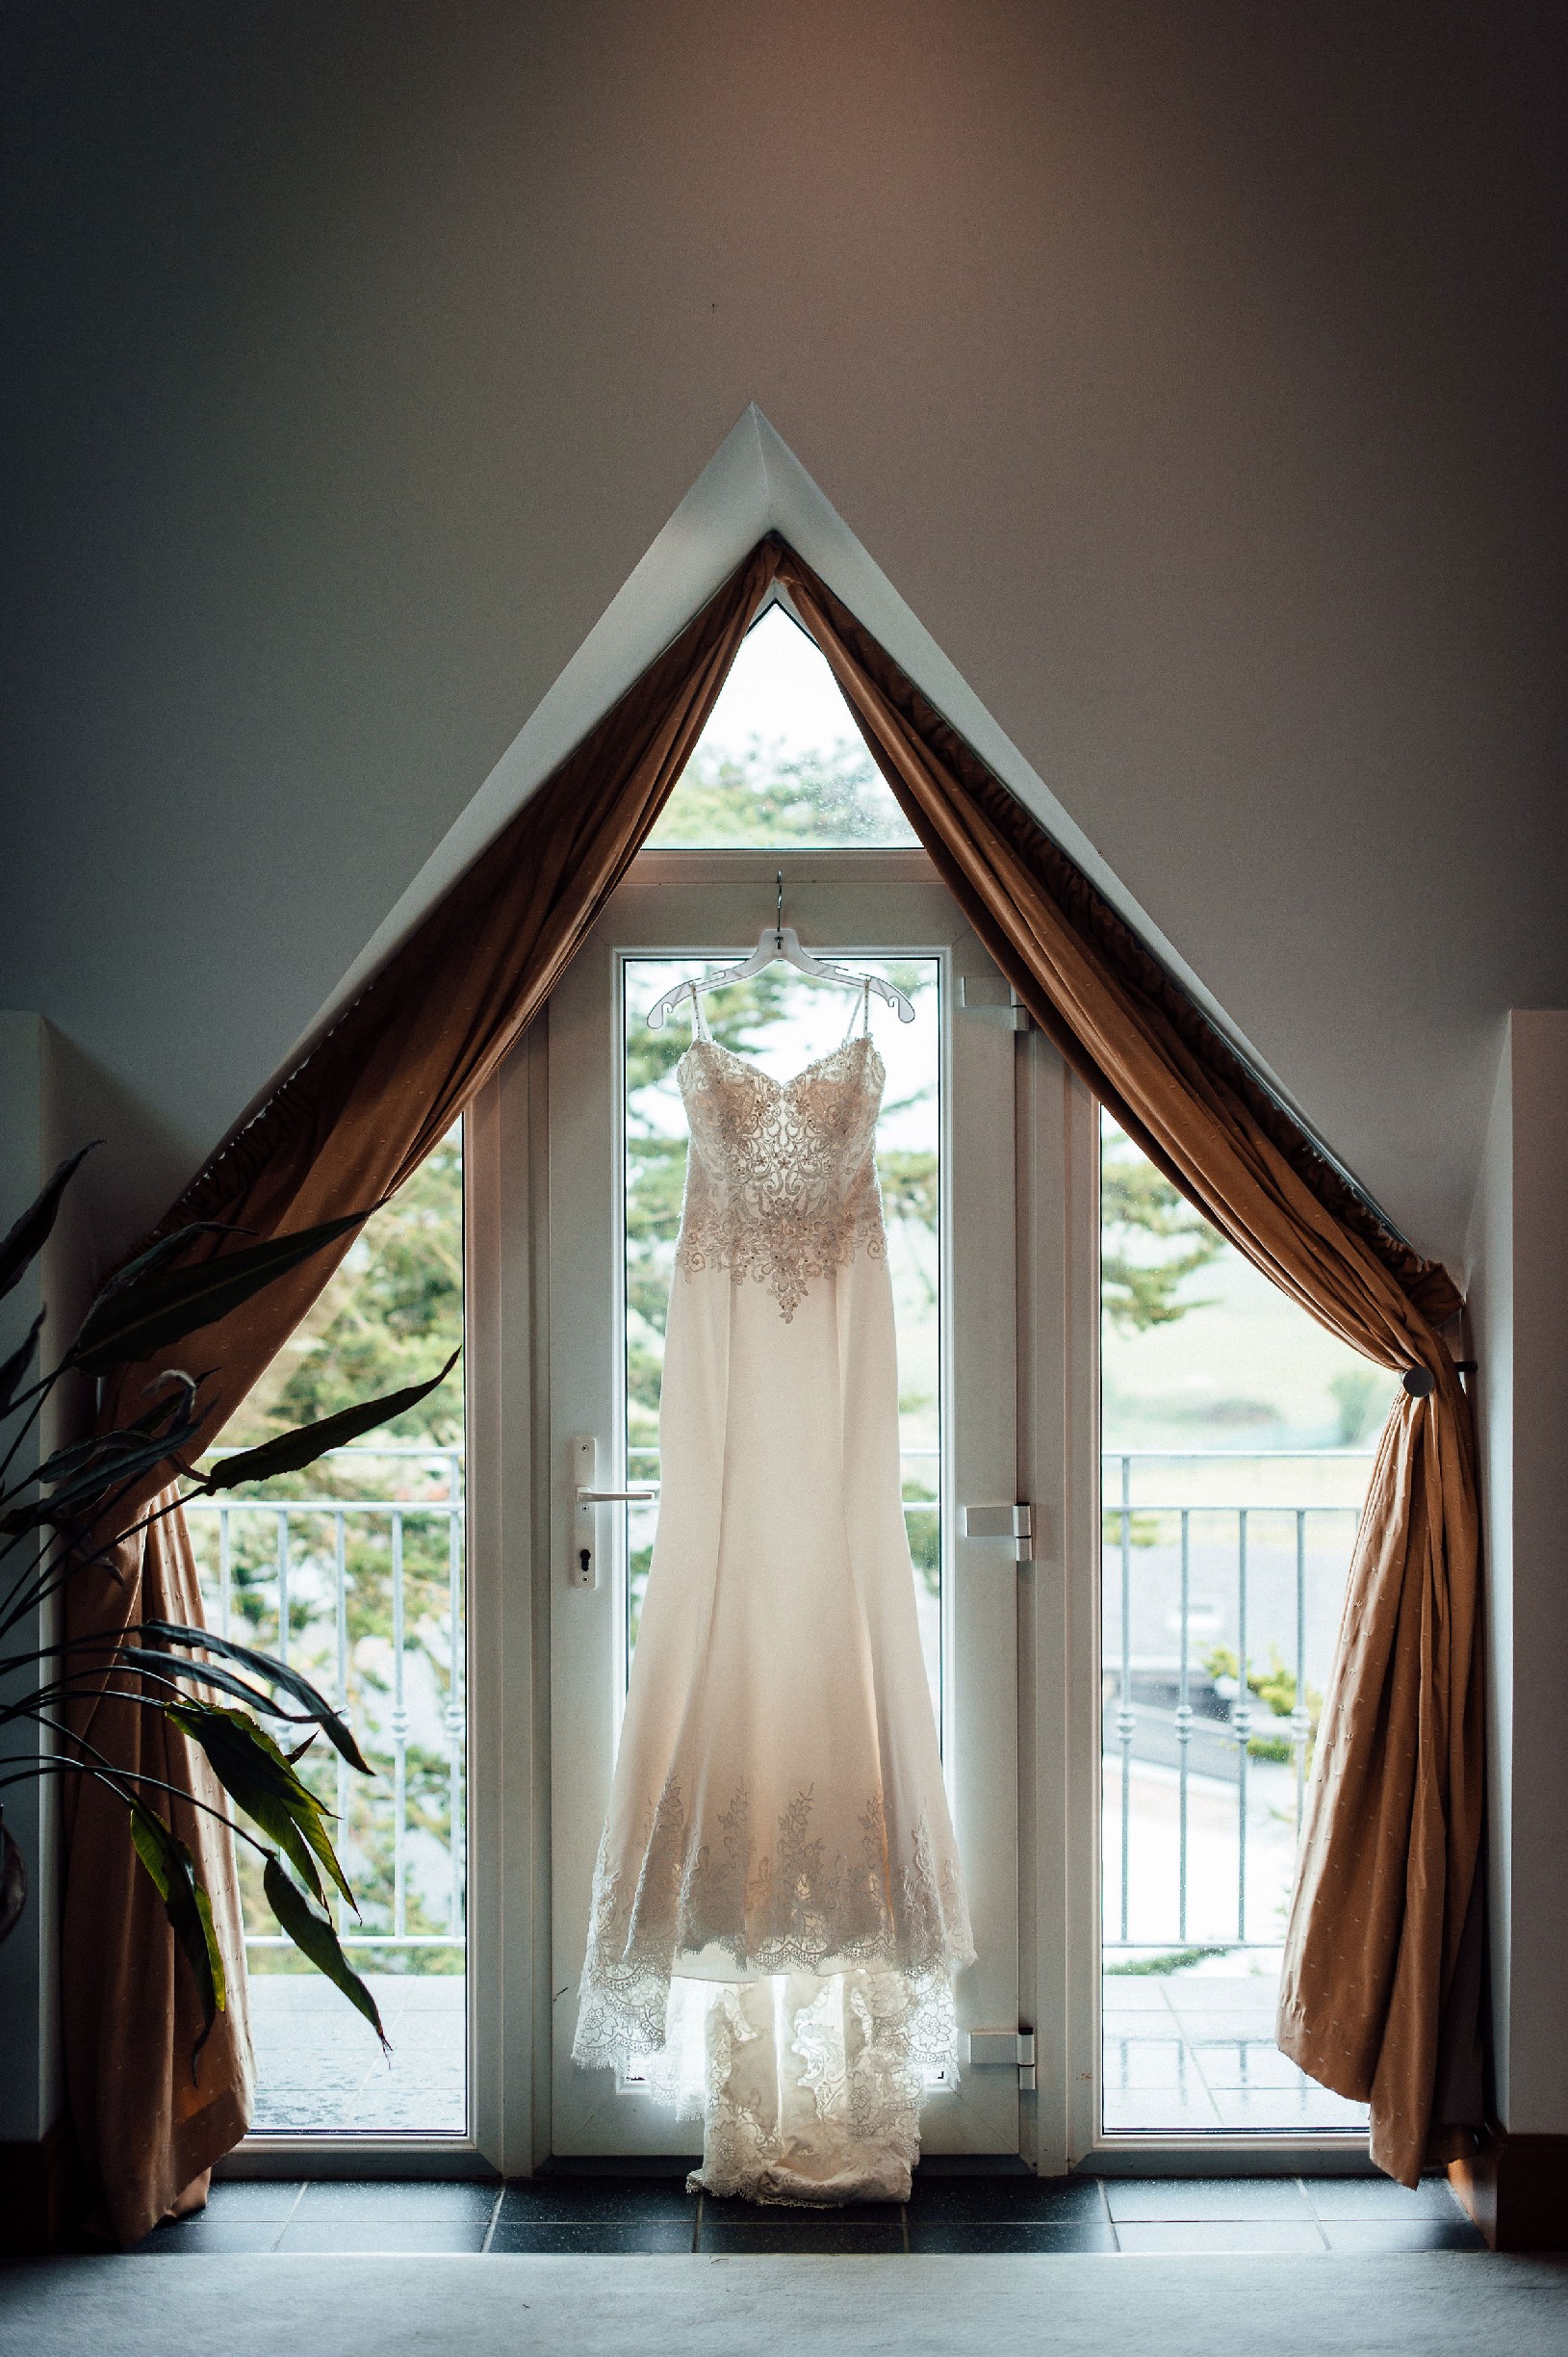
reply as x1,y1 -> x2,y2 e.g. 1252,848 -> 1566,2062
1466,1011 -> 1568,2135
3,3 -> 1564,1271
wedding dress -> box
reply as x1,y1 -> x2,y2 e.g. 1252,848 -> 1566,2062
573,984 -> 973,2204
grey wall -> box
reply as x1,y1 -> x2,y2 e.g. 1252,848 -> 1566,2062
3,1 -> 1564,1267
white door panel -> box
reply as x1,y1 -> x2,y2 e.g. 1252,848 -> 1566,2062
545,851 -> 1023,2157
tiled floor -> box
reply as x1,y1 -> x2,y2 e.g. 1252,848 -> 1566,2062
137,2172 -> 1483,2255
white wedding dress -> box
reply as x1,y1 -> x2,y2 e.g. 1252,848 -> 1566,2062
573,986 -> 973,2204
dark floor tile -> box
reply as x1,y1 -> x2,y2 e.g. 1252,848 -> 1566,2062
499,2177 -> 698,2221
133,2221 -> 283,2254
1115,2221 -> 1326,2255
907,2173 -> 1105,2223
201,2180 -> 304,2222
276,2220 -> 490,2253
700,2215 -> 906,2254
907,2153 -> 1033,2177
1320,2219 -> 1486,2254
1304,2175 -> 1465,2219
907,2219 -> 1118,2254
1105,2176 -> 1313,2221
294,2179 -> 497,2221
701,2192 -> 903,2226
490,2217 -> 697,2254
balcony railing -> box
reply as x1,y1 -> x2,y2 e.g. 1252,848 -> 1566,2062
1102,1447 -> 1374,1959
186,1444 -> 466,1957
186,1439 -> 1364,1972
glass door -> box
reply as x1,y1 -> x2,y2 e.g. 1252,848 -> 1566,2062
546,850 -> 1023,2157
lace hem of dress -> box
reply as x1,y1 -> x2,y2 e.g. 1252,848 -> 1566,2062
652,1963 -> 958,2204
572,1780 -> 974,2074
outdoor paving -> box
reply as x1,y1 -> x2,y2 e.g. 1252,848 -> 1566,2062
1101,1971 -> 1370,2134
247,1972 -> 466,2135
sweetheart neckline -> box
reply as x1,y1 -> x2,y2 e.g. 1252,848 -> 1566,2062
678,1034 -> 883,1093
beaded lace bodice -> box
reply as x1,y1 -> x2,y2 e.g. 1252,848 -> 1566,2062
674,1033 -> 887,1322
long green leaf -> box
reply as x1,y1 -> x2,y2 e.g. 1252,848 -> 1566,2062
0,1309 -> 45,1413
264,1855 -> 387,2050
85,1222 -> 245,1315
168,1704 -> 353,1909
127,1800 -> 224,2076
199,1350 -> 461,1491
141,1620 -> 373,1773
0,1399 -> 208,1539
30,1376 -> 196,1489
68,1208 -> 375,1378
112,1646 -> 297,1722
0,1144 -> 95,1307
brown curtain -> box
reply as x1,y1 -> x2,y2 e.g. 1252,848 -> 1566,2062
67,538 -> 781,2243
71,528 -> 1478,2226
775,550 -> 1481,2187
63,1498 -> 253,2246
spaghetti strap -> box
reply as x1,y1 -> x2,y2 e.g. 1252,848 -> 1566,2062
841,976 -> 872,1045
687,982 -> 712,1043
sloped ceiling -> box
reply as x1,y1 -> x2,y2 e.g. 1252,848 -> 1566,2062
3,1 -> 1564,1271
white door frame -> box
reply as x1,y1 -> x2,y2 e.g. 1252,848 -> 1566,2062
224,862 -> 1369,2180
460,847 -> 1086,2176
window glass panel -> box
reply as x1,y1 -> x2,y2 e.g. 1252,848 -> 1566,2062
646,606 -> 917,849
1099,1110 -> 1383,2137
189,1128 -> 467,2136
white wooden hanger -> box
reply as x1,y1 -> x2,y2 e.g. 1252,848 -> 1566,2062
646,871 -> 917,1030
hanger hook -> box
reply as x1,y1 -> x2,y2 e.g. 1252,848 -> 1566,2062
776,868 -> 784,950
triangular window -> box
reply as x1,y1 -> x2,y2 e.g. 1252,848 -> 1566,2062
647,604 -> 917,848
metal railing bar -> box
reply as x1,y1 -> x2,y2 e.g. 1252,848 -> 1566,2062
1118,1455 -> 1134,1944
1235,1508 -> 1249,1943
1099,1501 -> 1359,1517
197,1443 -> 464,1461
276,1511 -> 290,1672
1101,1447 -> 1377,1462
391,1510 -> 407,1941
184,1500 -> 461,1518
334,1509 -> 348,1937
1177,1508 -> 1191,1944
1293,1509 -> 1311,1840
244,1934 -> 467,1950
447,1454 -> 464,1940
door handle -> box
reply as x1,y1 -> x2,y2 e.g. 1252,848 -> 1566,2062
568,1436 -> 658,1589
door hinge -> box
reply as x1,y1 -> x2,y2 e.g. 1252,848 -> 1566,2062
960,1502 -> 1034,1563
957,973 -> 1032,1030
966,2027 -> 1037,2090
